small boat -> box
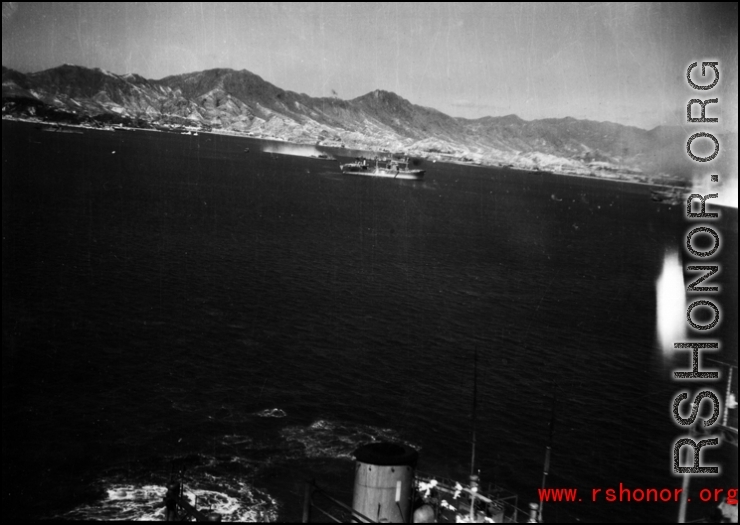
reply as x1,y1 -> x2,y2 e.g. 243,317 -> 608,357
341,157 -> 425,180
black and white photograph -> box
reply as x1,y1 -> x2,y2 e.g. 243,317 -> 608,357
2,2 -> 737,522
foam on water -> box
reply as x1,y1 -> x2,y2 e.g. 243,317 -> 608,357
253,408 -> 287,418
221,434 -> 253,446
57,477 -> 278,522
54,447 -> 282,522
57,484 -> 168,521
280,419 -> 418,459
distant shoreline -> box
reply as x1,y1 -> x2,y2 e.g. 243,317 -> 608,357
2,115 -> 686,192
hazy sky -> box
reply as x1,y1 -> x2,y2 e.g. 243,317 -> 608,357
2,2 -> 738,130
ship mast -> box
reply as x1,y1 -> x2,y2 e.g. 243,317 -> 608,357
470,346 -> 478,478
538,388 -> 557,523
468,347 -> 479,522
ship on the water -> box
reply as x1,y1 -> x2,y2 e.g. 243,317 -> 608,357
301,442 -> 536,524
340,156 -> 425,180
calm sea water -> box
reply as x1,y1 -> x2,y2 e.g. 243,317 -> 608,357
2,120 -> 737,522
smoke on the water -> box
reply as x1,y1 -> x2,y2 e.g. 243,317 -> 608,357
261,143 -> 335,160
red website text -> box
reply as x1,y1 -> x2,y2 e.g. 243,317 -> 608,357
538,486 -> 738,503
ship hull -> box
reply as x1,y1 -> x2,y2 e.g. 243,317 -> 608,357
341,166 -> 425,180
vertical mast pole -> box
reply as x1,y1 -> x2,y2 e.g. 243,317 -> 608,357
471,347 -> 478,478
469,347 -> 479,522
723,366 -> 733,426
538,388 -> 556,523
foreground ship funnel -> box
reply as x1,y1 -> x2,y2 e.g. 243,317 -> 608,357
352,442 -> 419,523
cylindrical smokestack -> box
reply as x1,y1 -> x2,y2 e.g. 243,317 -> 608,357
352,442 -> 418,523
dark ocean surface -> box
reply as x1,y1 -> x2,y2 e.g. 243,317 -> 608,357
2,120 -> 737,522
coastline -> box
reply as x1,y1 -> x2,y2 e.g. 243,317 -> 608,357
2,115 -> 687,191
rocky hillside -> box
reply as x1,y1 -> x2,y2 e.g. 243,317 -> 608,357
3,64 -> 733,178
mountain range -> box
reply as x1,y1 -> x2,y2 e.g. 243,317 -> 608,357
2,64 -> 733,178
